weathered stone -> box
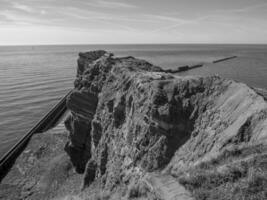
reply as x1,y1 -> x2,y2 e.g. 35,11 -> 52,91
66,90 -> 98,120
83,159 -> 97,187
0,126 -> 78,200
2,50 -> 267,200
64,51 -> 267,198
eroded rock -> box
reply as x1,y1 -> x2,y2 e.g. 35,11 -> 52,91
1,50 -> 267,200
64,50 -> 267,197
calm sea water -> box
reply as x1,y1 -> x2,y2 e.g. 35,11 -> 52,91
0,44 -> 267,157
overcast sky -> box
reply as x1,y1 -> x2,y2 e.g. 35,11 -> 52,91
0,0 -> 267,45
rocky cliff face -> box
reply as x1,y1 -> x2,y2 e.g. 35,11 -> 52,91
1,51 -> 266,200
64,51 -> 267,199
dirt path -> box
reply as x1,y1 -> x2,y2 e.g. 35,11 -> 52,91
143,173 -> 194,200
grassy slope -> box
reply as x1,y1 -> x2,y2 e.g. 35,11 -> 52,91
177,144 -> 267,200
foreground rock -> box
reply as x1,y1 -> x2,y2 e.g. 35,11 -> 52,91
0,124 -> 84,200
64,51 -> 267,199
1,51 -> 266,200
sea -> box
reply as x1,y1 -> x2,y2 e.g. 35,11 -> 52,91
0,44 -> 267,157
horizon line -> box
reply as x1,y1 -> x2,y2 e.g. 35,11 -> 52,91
1,42 -> 267,47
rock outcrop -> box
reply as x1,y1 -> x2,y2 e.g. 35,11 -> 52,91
0,124 -> 82,200
64,50 -> 267,199
1,51 -> 266,200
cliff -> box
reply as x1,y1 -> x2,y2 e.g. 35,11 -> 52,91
64,51 -> 267,199
1,51 -> 266,200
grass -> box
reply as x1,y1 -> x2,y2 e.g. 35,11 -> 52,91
178,144 -> 267,200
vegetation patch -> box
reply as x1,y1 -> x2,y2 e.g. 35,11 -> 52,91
178,144 -> 267,200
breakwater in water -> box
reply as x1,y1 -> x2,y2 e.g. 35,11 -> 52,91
213,56 -> 237,63
162,55 -> 237,73
161,64 -> 203,73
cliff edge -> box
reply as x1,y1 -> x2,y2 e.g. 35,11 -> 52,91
1,51 -> 266,200
64,51 -> 267,199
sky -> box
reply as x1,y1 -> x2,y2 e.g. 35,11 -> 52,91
0,0 -> 267,45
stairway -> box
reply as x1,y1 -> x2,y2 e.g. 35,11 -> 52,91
143,173 -> 194,200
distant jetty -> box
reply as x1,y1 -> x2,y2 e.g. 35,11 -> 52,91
162,64 -> 203,73
162,56 -> 237,73
213,56 -> 237,63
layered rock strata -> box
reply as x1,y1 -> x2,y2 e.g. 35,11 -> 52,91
1,51 -> 266,200
65,50 -> 267,197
